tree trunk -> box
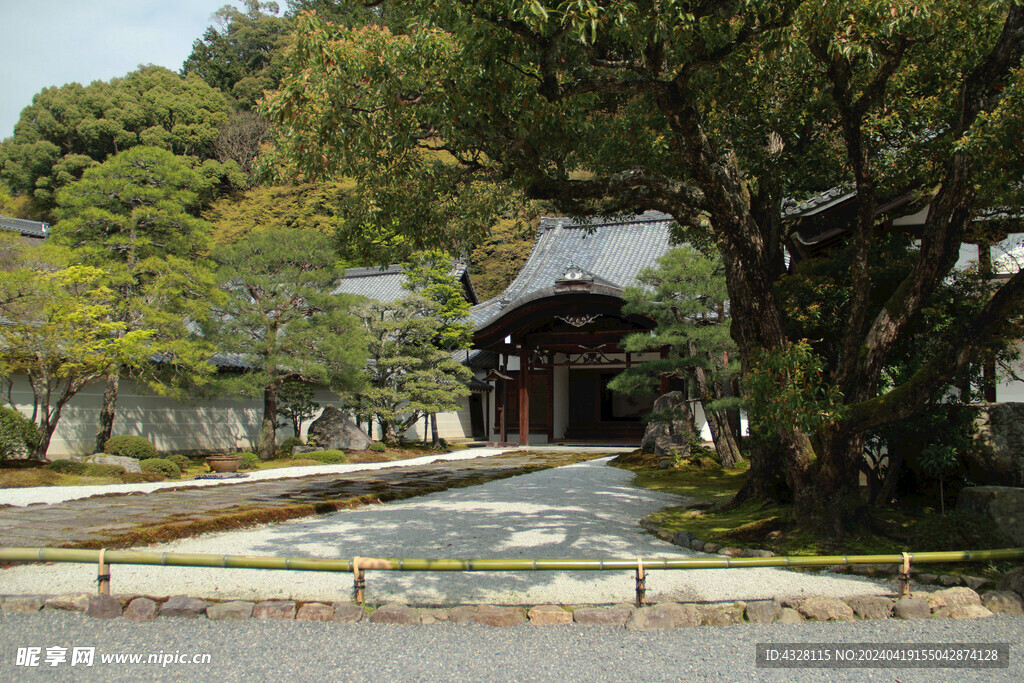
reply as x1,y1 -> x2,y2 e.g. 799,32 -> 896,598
794,431 -> 868,536
95,373 -> 119,453
704,407 -> 743,468
430,413 -> 439,445
258,384 -> 278,460
731,434 -> 789,504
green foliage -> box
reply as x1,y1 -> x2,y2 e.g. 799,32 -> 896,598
203,180 -> 351,245
46,459 -> 87,475
139,457 -> 180,479
348,256 -> 473,442
306,450 -> 349,464
183,1 -> 292,111
368,441 -> 387,453
745,340 -> 844,439
278,435 -> 304,456
205,228 -> 368,458
237,452 -> 262,470
0,247 -> 154,457
0,405 -> 41,461
167,454 -> 193,471
276,382 -> 320,437
83,463 -> 127,477
1,66 -> 232,213
104,435 -> 157,460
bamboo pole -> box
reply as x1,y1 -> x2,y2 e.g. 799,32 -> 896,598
1,547 -> 1022,573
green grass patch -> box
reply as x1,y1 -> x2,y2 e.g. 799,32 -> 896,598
609,450 -> 748,503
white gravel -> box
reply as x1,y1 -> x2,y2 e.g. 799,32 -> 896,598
0,457 -> 892,605
1,446 -> 613,507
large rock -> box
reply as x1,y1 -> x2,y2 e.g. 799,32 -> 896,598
84,454 -> 141,473
642,392 -> 696,458
797,597 -> 855,622
955,486 -> 1024,546
964,403 -> 1024,487
307,407 -> 372,452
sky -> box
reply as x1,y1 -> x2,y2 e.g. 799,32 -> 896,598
0,0 -> 246,140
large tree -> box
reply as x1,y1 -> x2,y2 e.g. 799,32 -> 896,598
1,66 -> 231,214
52,146 -> 237,450
0,246 -> 152,458
266,1 -> 1024,532
206,228 -> 367,459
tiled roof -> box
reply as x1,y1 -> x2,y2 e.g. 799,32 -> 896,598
469,211 -> 674,327
0,215 -> 49,238
334,262 -> 477,304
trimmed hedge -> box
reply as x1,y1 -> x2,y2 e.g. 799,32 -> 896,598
139,457 -> 180,479
306,450 -> 349,464
104,435 -> 157,460
83,463 -> 127,477
278,436 -> 303,457
47,460 -> 87,475
167,454 -> 192,471
368,441 -> 387,453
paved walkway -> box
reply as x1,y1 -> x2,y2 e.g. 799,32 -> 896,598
0,448 -> 626,549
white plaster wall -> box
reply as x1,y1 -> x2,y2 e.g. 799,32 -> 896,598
3,375 -> 351,457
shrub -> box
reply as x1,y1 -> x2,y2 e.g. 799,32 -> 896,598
238,452 -> 261,470
278,436 -> 303,457
82,463 -> 127,477
167,454 -> 192,471
46,459 -> 87,475
139,457 -> 180,479
368,442 -> 387,453
104,435 -> 157,460
0,406 -> 41,460
307,450 -> 349,464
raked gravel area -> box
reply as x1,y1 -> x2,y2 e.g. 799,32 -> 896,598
0,457 -> 892,605
1,445 -> 616,507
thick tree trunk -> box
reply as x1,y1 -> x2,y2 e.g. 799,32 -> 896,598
731,435 -> 789,505
95,373 -> 119,453
430,413 -> 439,445
258,384 -> 278,460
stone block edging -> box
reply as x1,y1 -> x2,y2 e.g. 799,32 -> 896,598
2,585 -> 1018,629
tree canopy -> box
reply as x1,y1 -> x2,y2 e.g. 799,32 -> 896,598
267,0 -> 1024,530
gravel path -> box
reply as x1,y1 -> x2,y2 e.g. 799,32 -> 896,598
0,457 -> 891,605
2,612 -> 1022,682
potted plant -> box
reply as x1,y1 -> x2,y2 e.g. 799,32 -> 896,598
205,453 -> 243,473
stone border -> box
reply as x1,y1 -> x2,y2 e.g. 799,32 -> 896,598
639,519 -> 997,591
2,586 -> 1021,629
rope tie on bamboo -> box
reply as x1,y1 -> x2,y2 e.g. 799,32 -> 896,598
897,552 -> 912,598
353,557 -> 366,605
96,548 -> 110,595
635,557 -> 646,607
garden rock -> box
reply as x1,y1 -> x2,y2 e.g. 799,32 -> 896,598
642,392 -> 695,458
473,605 -> 527,627
332,603 -> 364,623
307,407 -> 371,451
847,596 -> 893,620
86,595 -> 122,619
123,597 -> 158,622
296,603 -> 334,621
207,601 -> 254,620
778,608 -> 804,624
2,595 -> 44,613
982,591 -> 1024,615
924,587 -> 983,618
963,403 -> 1024,487
160,595 -> 208,618
44,593 -> 91,612
253,600 -> 296,619
84,454 -> 141,473
573,605 -> 633,626
528,605 -> 573,625
699,602 -> 745,625
626,603 -> 700,631
996,566 -> 1024,597
745,600 -> 782,624
369,603 -> 420,624
448,606 -> 479,624
797,597 -> 855,621
893,598 -> 930,619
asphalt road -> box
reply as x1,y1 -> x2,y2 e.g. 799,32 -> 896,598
1,611 -> 1022,682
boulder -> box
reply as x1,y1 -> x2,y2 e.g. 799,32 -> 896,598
1,595 -> 45,613
473,605 -> 527,627
699,602 -> 745,625
160,595 -> 208,618
45,593 -> 91,612
573,605 -> 633,626
528,605 -> 573,625
848,596 -> 894,620
332,603 -> 365,623
626,603 -> 700,630
797,597 -> 855,622
86,595 -> 122,619
982,591 -> 1024,615
996,566 -> 1024,598
641,392 -> 696,458
84,454 -> 141,472
296,603 -> 334,621
307,407 -> 372,452
207,601 -> 254,620
745,600 -> 782,624
893,598 -> 931,620
955,486 -> 1024,546
253,600 -> 296,619
123,597 -> 158,622
369,603 -> 420,624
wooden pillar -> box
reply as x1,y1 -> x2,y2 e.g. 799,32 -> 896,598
519,347 -> 530,446
547,354 -> 555,443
